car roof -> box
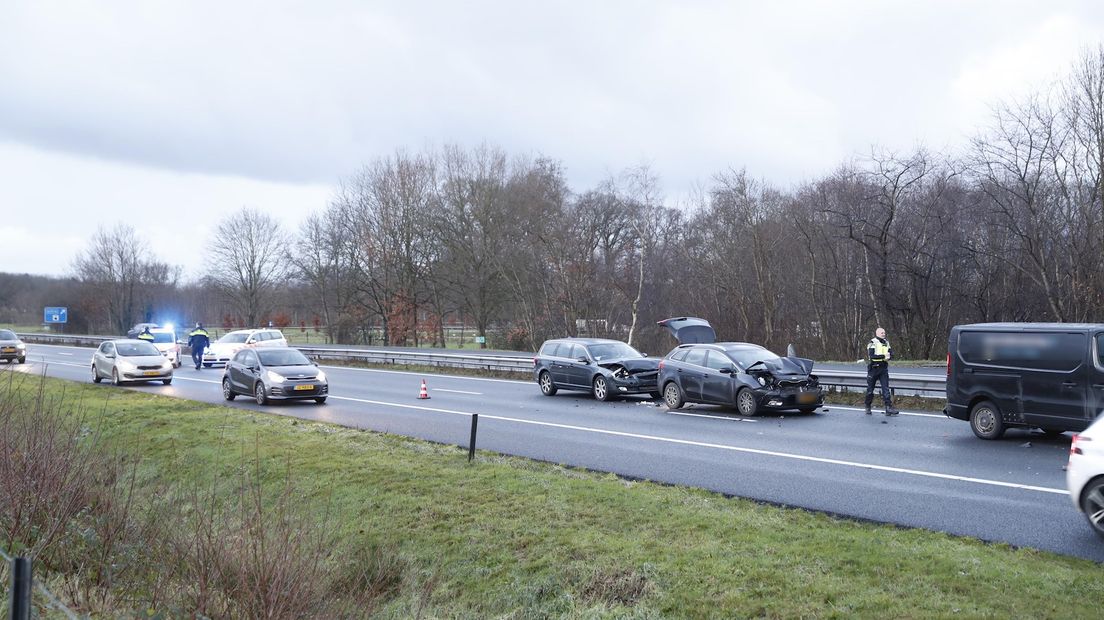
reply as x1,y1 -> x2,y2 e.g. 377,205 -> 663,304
676,342 -> 768,351
108,339 -> 151,344
954,323 -> 1104,332
150,327 -> 175,332
544,338 -> 625,346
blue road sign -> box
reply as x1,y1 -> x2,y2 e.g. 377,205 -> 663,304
44,306 -> 68,324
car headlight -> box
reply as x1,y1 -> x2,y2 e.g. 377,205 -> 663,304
117,359 -> 136,371
16,343 -> 25,350
756,376 -> 767,386
265,370 -> 286,383
315,370 -> 327,382
161,360 -> 172,370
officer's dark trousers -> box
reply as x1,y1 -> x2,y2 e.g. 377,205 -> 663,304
192,346 -> 205,369
865,363 -> 892,407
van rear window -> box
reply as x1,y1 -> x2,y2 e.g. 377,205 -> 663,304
959,331 -> 1084,371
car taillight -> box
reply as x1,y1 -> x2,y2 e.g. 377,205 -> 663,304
946,352 -> 950,377
1071,433 -> 1090,456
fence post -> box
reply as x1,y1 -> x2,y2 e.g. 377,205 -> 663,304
468,414 -> 478,462
9,556 -> 32,620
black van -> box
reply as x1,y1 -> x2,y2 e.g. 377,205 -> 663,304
944,323 -> 1104,439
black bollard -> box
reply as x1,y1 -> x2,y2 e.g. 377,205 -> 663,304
468,414 -> 478,462
10,556 -> 32,620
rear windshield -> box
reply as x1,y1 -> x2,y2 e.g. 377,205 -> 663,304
257,349 -> 311,366
0,330 -> 16,340
117,342 -> 161,357
218,333 -> 249,344
959,331 -> 1084,372
151,332 -> 175,344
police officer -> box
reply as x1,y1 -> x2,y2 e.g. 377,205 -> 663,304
188,322 -> 210,370
865,327 -> 899,416
137,326 -> 155,343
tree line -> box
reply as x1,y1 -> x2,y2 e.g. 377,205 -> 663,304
3,47 -> 1103,360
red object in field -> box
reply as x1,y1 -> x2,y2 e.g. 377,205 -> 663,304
418,379 -> 430,400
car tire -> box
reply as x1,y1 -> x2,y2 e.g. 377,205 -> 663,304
162,378 -> 172,385
111,368 -> 122,386
592,375 -> 613,401
91,365 -> 102,384
538,370 -> 557,396
1080,477 -> 1104,539
222,378 -> 236,401
663,382 -> 684,410
649,391 -> 662,400
314,397 -> 327,404
17,357 -> 24,364
970,400 -> 1005,440
735,388 -> 759,417
254,382 -> 268,406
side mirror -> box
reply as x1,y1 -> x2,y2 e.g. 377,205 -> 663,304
576,356 -> 589,364
641,352 -> 649,357
719,367 -> 735,375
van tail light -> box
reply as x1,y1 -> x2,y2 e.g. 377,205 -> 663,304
1071,433 -> 1089,456
946,352 -> 951,377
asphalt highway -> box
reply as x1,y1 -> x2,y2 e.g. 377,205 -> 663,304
7,344 -> 1101,562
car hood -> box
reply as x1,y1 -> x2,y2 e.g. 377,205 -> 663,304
747,356 -> 816,380
0,339 -> 22,346
266,365 -> 321,379
657,317 -> 716,344
597,358 -> 660,373
118,355 -> 170,365
207,342 -> 246,355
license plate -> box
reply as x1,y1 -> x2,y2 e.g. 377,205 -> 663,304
293,384 -> 314,391
0,347 -> 14,353
797,392 -> 818,404
143,370 -> 161,376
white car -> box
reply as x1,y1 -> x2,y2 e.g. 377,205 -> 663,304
91,339 -> 174,385
201,328 -> 288,367
1067,415 -> 1104,539
149,327 -> 181,368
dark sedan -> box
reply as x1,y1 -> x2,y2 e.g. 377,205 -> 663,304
656,317 -> 824,415
534,338 -> 660,401
222,347 -> 328,405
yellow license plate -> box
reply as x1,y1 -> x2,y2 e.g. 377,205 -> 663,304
293,384 -> 314,391
797,392 -> 818,404
143,371 -> 161,376
1,347 -> 14,353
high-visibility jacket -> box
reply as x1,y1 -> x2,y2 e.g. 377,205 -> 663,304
137,332 -> 155,342
868,338 -> 891,364
188,329 -> 210,349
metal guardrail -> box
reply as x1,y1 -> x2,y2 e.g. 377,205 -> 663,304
18,333 -> 948,396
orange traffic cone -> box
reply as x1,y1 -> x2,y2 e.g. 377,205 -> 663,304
418,379 -> 430,400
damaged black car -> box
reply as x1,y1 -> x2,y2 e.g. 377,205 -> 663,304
656,317 -> 824,415
533,338 -> 660,401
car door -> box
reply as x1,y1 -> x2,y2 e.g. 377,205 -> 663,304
231,350 -> 257,392
94,342 -> 111,377
701,350 -> 737,404
679,348 -> 708,402
563,344 -> 593,388
1022,331 -> 1087,429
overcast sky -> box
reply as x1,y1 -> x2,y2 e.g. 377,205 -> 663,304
2,1 -> 1103,278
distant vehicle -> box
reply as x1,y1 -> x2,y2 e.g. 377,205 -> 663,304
1067,415 -> 1104,539
126,322 -> 160,339
655,317 -> 823,415
0,329 -> 26,364
944,323 -> 1104,439
201,329 -> 287,367
91,339 -> 173,386
149,327 -> 181,368
533,338 -> 660,401
222,347 -> 328,405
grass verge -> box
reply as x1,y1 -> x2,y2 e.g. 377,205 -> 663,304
1,370 -> 1100,617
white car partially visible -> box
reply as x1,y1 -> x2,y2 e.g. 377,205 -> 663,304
1067,415 -> 1104,539
202,329 -> 288,367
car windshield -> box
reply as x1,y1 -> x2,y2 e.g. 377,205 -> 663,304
257,349 -> 311,366
218,333 -> 249,344
587,342 -> 644,361
117,342 -> 161,357
728,348 -> 781,369
151,332 -> 175,344
0,330 -> 16,340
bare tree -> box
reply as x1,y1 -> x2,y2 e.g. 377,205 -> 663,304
204,208 -> 290,327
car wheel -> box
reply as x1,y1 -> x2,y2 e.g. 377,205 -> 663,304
593,375 -> 613,401
649,391 -> 662,400
162,378 -> 172,385
222,378 -> 236,401
314,397 -> 327,404
538,370 -> 557,396
1080,477 -> 1104,539
111,368 -> 122,386
16,357 -> 24,364
663,382 -> 684,410
254,382 -> 268,406
736,388 -> 759,416
91,365 -> 102,384
970,400 -> 1005,440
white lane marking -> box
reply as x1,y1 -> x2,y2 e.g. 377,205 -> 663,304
318,364 -> 531,385
27,360 -> 1064,496
829,405 -> 946,419
56,352 -> 74,356
328,395 -> 1066,495
666,410 -> 757,423
433,388 -> 483,395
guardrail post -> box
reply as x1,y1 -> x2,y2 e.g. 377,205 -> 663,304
468,414 -> 478,463
9,556 -> 32,620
